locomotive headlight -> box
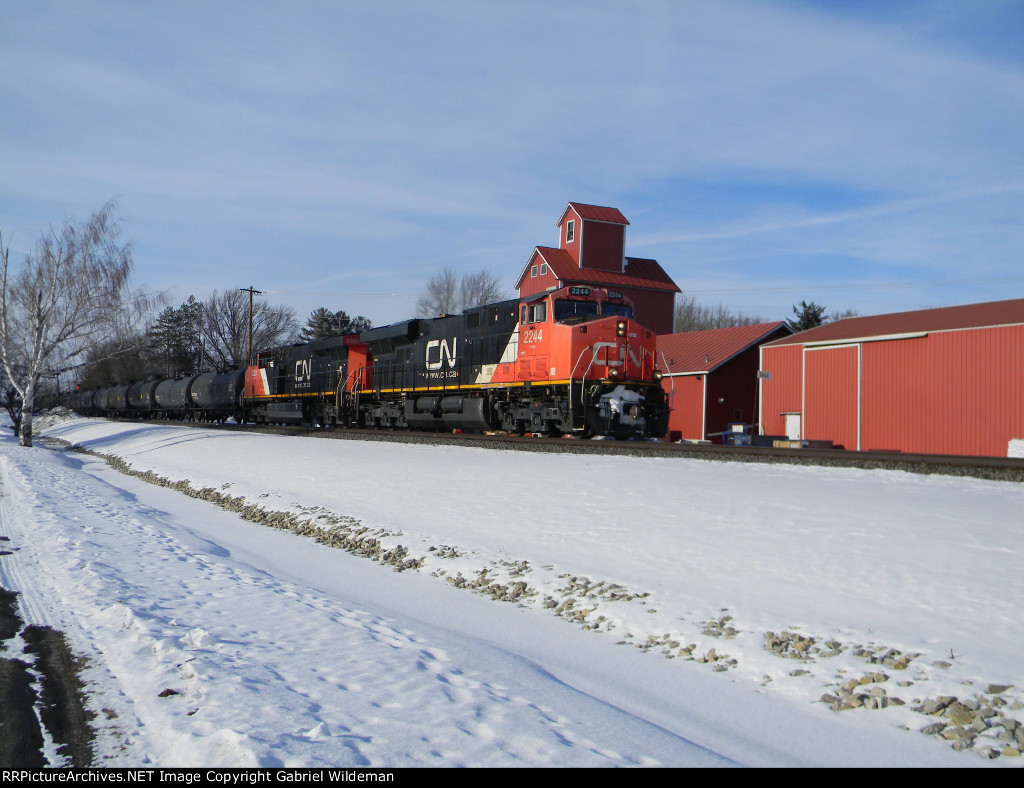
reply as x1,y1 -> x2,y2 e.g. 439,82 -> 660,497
608,367 -> 619,379
653,371 -> 663,381
616,321 -> 627,337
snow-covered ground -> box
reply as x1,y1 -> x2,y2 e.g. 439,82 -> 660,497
1,413 -> 1022,767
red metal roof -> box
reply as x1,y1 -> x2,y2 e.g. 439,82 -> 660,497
621,258 -> 681,292
657,322 -> 792,373
557,202 -> 629,226
515,247 -> 680,292
513,247 -> 574,289
766,298 -> 1024,347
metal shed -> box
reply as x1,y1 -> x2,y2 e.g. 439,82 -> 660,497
759,298 -> 1024,457
658,322 -> 792,442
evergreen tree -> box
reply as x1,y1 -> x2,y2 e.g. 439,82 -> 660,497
789,301 -> 827,332
146,296 -> 205,377
300,308 -> 372,342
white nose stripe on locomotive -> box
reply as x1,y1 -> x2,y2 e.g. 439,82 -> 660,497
590,342 -> 643,368
473,330 -> 517,385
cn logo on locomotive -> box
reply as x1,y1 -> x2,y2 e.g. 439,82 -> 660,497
425,338 -> 458,371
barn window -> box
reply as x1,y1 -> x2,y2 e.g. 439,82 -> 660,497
540,263 -> 548,275
531,265 -> 538,278
565,220 -> 575,244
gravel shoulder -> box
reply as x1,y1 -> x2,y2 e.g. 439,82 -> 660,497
0,539 -> 94,766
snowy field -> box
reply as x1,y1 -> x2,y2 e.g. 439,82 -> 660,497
1,414 -> 1022,767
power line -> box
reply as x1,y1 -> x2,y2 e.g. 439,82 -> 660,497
683,276 -> 1024,297
261,289 -> 417,299
265,276 -> 1024,301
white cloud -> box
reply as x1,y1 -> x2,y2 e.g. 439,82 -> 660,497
1,0 -> 1022,325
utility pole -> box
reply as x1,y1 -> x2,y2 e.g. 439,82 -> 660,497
239,286 -> 263,365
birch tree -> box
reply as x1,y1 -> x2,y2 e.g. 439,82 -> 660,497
0,201 -> 146,446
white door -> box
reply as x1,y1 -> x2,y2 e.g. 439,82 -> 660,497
784,413 -> 801,440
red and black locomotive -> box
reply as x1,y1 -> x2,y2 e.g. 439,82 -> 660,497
245,285 -> 667,438
75,285 -> 669,439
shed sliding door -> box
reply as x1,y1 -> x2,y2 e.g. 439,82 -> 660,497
804,345 -> 860,450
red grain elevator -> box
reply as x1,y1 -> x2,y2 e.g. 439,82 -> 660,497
515,202 -> 680,335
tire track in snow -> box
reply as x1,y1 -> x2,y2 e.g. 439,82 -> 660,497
0,441 -> 715,767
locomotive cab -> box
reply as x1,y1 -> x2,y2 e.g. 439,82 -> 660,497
517,286 -> 655,384
511,286 -> 668,438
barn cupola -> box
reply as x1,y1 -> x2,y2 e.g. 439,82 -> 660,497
556,202 -> 629,273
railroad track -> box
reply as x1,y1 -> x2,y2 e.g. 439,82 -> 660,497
88,417 -> 1024,483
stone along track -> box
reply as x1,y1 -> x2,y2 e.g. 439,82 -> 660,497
101,417 -> 1024,483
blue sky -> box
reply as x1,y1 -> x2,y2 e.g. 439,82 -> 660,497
2,0 -> 1022,327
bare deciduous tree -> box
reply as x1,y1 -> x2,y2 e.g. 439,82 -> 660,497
76,329 -> 151,390
202,289 -> 298,371
673,293 -> 767,333
416,267 -> 507,317
459,270 -> 506,311
0,200 -> 149,446
828,307 -> 860,322
415,267 -> 459,317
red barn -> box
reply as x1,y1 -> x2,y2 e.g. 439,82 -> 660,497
658,322 -> 793,442
759,298 -> 1024,457
515,203 -> 680,335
